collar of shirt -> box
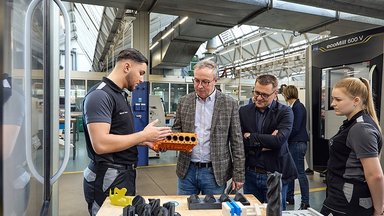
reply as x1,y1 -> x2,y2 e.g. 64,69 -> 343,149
102,77 -> 131,106
195,89 -> 216,102
289,99 -> 296,108
102,77 -> 126,94
256,99 -> 275,113
342,110 -> 365,128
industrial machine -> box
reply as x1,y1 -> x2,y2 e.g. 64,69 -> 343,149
307,26 -> 384,171
149,95 -> 166,127
132,82 -> 150,166
149,95 -> 167,158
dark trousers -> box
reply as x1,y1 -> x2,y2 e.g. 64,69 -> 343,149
244,169 -> 289,210
287,141 -> 309,204
321,171 -> 373,216
83,161 -> 136,216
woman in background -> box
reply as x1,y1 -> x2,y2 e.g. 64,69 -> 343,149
321,77 -> 384,216
283,85 -> 310,210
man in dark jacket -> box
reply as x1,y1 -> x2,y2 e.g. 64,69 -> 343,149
239,74 -> 297,210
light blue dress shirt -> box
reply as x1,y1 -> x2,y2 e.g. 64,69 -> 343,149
191,89 -> 216,163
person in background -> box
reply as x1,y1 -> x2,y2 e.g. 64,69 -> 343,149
279,84 -> 287,94
321,77 -> 384,216
239,74 -> 297,210
3,74 -> 31,216
82,48 -> 172,216
173,59 -> 245,195
283,85 -> 310,209
248,97 -> 254,104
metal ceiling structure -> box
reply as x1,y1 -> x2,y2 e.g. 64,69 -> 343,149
61,0 -> 384,78
203,27 -> 322,79
69,3 -> 103,64
91,12 -> 176,71
282,0 -> 384,20
91,7 -> 132,71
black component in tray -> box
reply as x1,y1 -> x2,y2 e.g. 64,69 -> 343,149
122,205 -> 135,216
187,194 -> 221,210
187,193 -> 250,210
234,193 -> 250,206
219,194 -> 230,202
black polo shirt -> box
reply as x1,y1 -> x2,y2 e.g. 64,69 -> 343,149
328,110 -> 382,182
83,77 -> 137,165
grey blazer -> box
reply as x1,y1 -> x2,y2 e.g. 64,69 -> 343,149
172,90 -> 245,186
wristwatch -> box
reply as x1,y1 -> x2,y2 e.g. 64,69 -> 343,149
244,133 -> 251,139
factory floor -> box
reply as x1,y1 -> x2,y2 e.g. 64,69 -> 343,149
59,132 -> 326,216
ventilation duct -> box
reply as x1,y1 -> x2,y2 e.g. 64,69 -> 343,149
205,37 -> 220,54
150,17 -> 229,69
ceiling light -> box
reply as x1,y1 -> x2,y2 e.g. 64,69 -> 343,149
149,41 -> 159,50
179,16 -> 188,25
161,28 -> 175,39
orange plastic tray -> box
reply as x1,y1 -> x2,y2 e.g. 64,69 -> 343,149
152,132 -> 198,152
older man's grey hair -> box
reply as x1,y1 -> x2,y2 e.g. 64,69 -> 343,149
193,59 -> 219,80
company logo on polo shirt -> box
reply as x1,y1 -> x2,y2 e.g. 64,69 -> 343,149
119,111 -> 129,115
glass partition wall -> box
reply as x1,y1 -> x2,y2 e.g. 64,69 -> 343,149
152,83 -> 170,113
60,79 -> 85,112
170,84 -> 187,112
151,81 -> 254,113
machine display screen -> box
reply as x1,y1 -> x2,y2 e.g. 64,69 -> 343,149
321,61 -> 371,110
320,61 -> 373,139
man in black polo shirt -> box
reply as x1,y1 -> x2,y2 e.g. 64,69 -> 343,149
82,48 -> 172,216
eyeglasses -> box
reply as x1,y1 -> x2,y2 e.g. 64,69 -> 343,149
192,78 -> 214,87
253,90 -> 275,99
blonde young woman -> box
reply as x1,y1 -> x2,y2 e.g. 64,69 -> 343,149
321,77 -> 384,216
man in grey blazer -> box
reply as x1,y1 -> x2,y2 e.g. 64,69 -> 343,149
172,60 -> 245,195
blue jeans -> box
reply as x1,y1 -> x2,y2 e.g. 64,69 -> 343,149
287,141 -> 309,204
177,164 -> 225,195
244,170 -> 289,210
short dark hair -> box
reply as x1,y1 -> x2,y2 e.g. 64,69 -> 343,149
116,48 -> 148,65
255,74 -> 278,89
